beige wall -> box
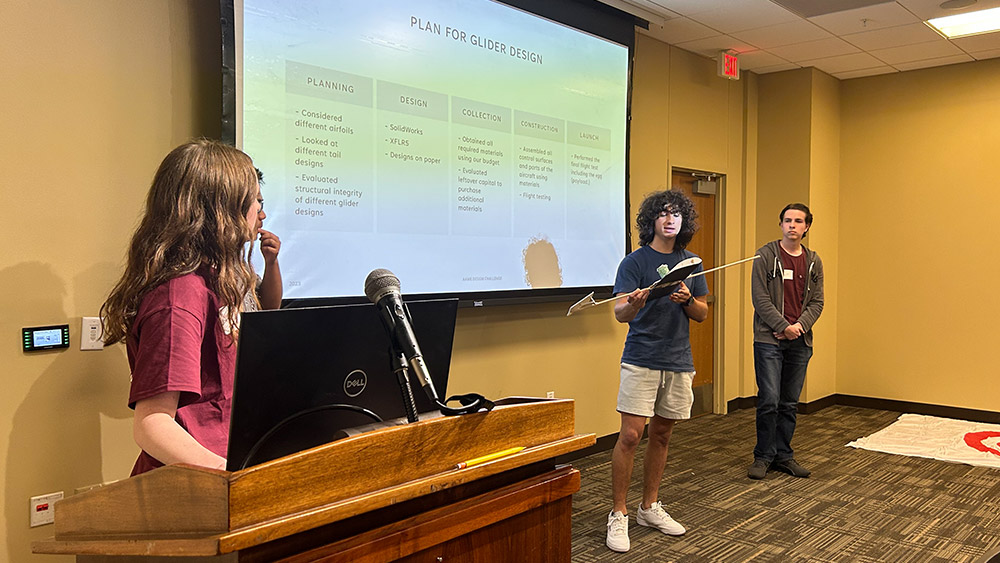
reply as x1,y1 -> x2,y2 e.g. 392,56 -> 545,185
1,1 -> 222,560
837,59 -> 1000,411
5,1 -> 997,560
754,58 -> 1000,411
804,69 -> 840,403
737,73 -> 761,404
756,69 -> 812,248
661,42 -> 759,406
754,68 -> 840,403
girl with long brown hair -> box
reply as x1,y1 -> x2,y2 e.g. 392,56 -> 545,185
102,139 -> 269,475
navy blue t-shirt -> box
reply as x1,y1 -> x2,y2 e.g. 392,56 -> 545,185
613,246 -> 709,372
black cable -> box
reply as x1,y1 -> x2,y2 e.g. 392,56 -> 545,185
237,403 -> 382,470
437,393 -> 495,416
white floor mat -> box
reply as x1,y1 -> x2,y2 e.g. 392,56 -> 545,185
847,413 -> 1000,469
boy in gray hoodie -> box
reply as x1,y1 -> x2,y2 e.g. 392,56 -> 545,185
748,203 -> 824,480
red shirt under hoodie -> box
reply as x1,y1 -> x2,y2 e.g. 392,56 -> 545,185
780,244 -> 807,326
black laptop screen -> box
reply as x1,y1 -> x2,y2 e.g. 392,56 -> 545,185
226,298 -> 458,470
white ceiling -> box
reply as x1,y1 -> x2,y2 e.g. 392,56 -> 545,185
602,0 -> 1000,78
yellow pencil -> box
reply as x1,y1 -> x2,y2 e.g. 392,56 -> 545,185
455,446 -> 525,470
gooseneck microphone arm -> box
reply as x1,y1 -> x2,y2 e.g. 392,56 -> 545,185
389,343 -> 419,423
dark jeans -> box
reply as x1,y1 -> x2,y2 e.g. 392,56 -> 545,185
753,339 -> 812,463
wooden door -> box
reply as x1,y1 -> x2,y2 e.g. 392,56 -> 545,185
671,171 -> 716,416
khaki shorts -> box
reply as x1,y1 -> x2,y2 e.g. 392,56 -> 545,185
617,362 -> 695,420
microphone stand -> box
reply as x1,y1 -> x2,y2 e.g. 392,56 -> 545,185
389,344 -> 419,423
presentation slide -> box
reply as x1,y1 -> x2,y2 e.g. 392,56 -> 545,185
241,0 -> 629,299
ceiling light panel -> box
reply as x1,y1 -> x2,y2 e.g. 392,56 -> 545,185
927,6 -> 1000,38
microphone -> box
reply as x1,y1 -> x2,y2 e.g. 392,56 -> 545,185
364,269 -> 440,404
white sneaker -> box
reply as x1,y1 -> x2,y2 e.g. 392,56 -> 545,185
636,501 -> 686,535
606,510 -> 630,552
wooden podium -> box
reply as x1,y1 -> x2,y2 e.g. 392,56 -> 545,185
33,398 -> 594,562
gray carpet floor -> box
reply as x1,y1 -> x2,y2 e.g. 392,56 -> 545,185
570,405 -> 1000,562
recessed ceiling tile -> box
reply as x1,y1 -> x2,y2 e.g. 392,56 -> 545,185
642,16 -> 720,44
894,0 -> 952,20
870,38 -> 964,63
893,53 -> 975,70
771,0 -> 891,18
603,0 -> 679,25
833,65 -> 898,79
731,19 -> 835,48
674,35 -> 759,57
637,25 -> 667,43
951,31 -> 1000,53
799,51 -> 887,73
770,36 -> 862,61
687,0 -> 800,33
771,0 -> 893,18
842,22 -> 944,50
751,62 -> 803,74
809,2 -> 920,35
896,0 -> 1000,21
737,49 -> 795,69
642,0 -> 720,16
971,47 -> 1000,59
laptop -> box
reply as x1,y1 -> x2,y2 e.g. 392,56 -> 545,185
226,298 -> 459,471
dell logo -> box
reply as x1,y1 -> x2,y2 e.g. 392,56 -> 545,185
344,370 -> 367,397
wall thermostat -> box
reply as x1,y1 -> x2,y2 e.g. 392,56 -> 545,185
22,325 -> 70,352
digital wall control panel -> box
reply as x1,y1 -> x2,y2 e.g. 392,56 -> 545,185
22,325 -> 70,352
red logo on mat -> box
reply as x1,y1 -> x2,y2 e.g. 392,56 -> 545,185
964,431 -> 1000,457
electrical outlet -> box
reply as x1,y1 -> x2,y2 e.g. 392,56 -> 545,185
546,391 -> 555,399
30,492 -> 63,527
80,317 -> 104,350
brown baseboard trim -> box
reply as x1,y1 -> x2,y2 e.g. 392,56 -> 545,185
800,394 -> 837,414
836,394 -> 1000,424
726,395 -> 832,414
727,393 -> 1000,424
727,396 -> 757,411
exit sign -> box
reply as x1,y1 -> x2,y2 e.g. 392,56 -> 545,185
718,51 -> 739,80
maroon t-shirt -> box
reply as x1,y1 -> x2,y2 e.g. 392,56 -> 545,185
780,245 -> 807,325
126,269 -> 236,476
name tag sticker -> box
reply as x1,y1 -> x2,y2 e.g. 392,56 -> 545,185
783,269 -> 794,280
